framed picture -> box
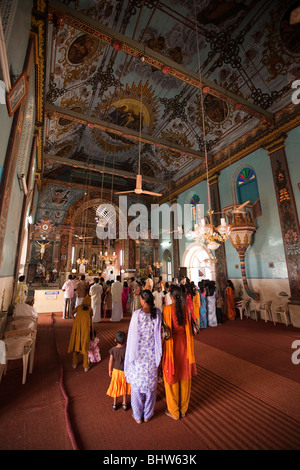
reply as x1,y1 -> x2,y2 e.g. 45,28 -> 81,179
6,72 -> 27,116
140,246 -> 154,268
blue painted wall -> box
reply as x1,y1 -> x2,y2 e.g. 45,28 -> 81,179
285,127 -> 300,222
168,125 -> 300,281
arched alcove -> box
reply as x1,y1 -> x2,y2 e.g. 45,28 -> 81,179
182,242 -> 216,284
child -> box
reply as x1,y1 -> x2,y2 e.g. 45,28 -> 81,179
88,328 -> 101,364
107,331 -> 131,411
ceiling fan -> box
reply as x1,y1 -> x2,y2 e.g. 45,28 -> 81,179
115,88 -> 162,197
116,174 -> 162,197
232,200 -> 250,213
161,225 -> 184,235
75,233 -> 93,241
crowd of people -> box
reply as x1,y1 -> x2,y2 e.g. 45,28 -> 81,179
13,271 -> 236,422
65,272 -> 237,424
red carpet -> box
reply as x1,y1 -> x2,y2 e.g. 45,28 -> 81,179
0,312 -> 300,451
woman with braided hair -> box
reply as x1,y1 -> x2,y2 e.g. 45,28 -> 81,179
124,289 -> 162,424
162,284 -> 197,420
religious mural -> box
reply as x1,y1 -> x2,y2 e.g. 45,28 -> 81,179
34,183 -> 85,225
139,246 -> 154,269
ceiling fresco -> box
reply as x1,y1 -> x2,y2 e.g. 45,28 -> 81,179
40,0 -> 300,197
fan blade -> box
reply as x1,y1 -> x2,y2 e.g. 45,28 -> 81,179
115,190 -> 135,194
236,200 -> 250,210
141,190 -> 162,196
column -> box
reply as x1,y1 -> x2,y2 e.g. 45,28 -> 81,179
209,172 -> 228,293
57,225 -> 74,284
264,136 -> 300,326
169,195 -> 180,280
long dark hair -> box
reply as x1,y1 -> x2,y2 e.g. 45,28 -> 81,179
170,285 -> 185,326
227,280 -> 235,291
141,289 -> 157,319
207,281 -> 216,296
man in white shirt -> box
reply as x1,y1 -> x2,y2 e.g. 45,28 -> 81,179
153,285 -> 165,312
62,275 -> 77,319
90,277 -> 103,323
110,275 -> 123,322
13,297 -> 38,319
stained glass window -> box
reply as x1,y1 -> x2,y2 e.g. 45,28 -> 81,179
236,168 -> 260,207
237,168 -> 256,185
190,194 -> 200,227
190,194 -> 201,206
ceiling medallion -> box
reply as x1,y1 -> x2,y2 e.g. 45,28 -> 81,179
91,81 -> 159,151
56,29 -> 104,86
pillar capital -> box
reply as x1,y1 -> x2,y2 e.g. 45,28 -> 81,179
209,171 -> 220,186
263,134 -> 287,154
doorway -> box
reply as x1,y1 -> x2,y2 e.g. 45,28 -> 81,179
182,242 -> 216,284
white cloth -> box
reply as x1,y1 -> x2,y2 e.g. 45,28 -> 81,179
0,340 -> 6,364
13,303 -> 38,319
75,297 -> 84,308
92,303 -> 101,323
164,292 -> 172,306
111,281 -> 123,302
111,281 -> 123,322
90,284 -> 102,323
90,283 -> 102,304
110,302 -> 123,322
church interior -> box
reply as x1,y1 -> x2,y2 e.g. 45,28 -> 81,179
0,0 -> 300,452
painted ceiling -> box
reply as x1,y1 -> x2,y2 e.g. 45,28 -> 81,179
41,0 -> 300,197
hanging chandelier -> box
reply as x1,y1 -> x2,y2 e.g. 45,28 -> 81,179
190,1 -> 231,251
191,209 -> 231,250
99,248 -> 117,265
77,254 -> 89,265
153,260 -> 163,269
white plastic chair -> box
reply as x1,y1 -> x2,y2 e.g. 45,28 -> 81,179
4,329 -> 37,374
0,337 -> 33,385
6,318 -> 37,332
272,303 -> 290,326
254,301 -> 273,324
235,300 -> 251,320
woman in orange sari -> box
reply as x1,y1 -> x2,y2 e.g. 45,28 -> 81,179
226,280 -> 236,320
162,285 -> 197,420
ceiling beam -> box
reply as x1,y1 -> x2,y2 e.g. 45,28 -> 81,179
45,103 -> 205,160
43,153 -> 167,186
49,0 -> 274,124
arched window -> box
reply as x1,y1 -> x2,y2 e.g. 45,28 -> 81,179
236,168 -> 260,206
190,194 -> 201,227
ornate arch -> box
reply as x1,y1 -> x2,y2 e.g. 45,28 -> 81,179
63,192 -> 121,227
